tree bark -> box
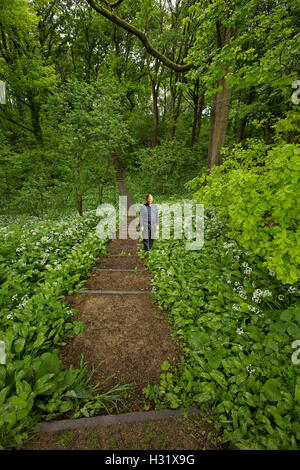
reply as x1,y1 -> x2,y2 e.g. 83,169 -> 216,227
147,59 -> 161,148
191,90 -> 205,149
75,189 -> 83,216
28,95 -> 43,145
169,87 -> 183,141
150,78 -> 159,148
208,71 -> 232,169
98,158 -> 111,204
208,24 -> 234,169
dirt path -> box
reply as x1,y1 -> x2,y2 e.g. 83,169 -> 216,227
59,157 -> 181,412
26,157 -> 225,451
28,415 -> 222,450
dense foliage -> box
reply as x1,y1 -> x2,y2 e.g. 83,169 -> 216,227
0,211 -> 131,449
140,202 -> 300,450
0,0 -> 299,451
186,112 -> 300,284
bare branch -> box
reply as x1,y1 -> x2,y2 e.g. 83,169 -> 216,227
102,0 -> 126,7
0,109 -> 34,134
85,0 -> 195,72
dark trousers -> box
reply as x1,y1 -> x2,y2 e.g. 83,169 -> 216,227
143,222 -> 155,251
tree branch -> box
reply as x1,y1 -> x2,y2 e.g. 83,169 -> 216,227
85,0 -> 195,72
0,109 -> 34,134
102,0 -> 126,7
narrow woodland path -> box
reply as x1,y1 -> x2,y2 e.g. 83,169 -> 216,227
27,158 -> 224,450
60,156 -> 181,412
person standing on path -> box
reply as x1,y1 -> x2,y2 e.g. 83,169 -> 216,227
139,194 -> 159,251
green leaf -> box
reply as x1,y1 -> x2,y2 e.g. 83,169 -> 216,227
210,370 -> 227,390
187,330 -> 210,350
193,392 -> 211,403
287,324 -> 300,339
34,352 -> 62,380
14,337 -> 26,354
205,348 -> 224,369
161,361 -> 171,371
34,373 -> 56,395
261,379 -> 283,402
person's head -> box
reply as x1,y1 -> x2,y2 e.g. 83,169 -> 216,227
146,194 -> 153,205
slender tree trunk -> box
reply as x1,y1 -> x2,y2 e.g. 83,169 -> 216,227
194,94 -> 205,146
98,158 -> 111,204
235,88 -> 255,142
150,77 -> 159,148
113,25 -> 122,81
189,80 -> 205,149
191,109 -> 203,149
169,88 -> 183,141
75,189 -> 83,216
86,50 -> 92,83
191,99 -> 204,149
162,87 -> 167,122
146,57 -> 162,148
237,117 -> 246,142
28,96 -> 43,145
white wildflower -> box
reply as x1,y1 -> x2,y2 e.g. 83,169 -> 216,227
248,305 -> 257,312
246,364 -> 255,374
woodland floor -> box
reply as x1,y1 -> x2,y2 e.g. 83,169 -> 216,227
26,158 -> 223,450
27,415 -> 222,450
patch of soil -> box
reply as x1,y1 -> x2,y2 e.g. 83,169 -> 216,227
108,239 -> 140,255
95,255 -> 146,270
60,293 -> 181,412
26,415 -> 224,450
82,271 -> 152,290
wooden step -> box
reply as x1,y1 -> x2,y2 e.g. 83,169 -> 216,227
78,290 -> 152,294
94,268 -> 147,272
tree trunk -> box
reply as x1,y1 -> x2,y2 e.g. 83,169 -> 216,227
237,117 -> 246,142
162,87 -> 167,122
113,25 -> 122,81
98,158 -> 111,204
150,78 -> 159,148
208,72 -> 232,169
188,79 -> 205,149
191,91 -> 205,149
29,96 -> 43,145
208,24 -> 234,170
194,94 -> 205,145
169,88 -> 183,141
75,189 -> 83,216
146,57 -> 162,148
